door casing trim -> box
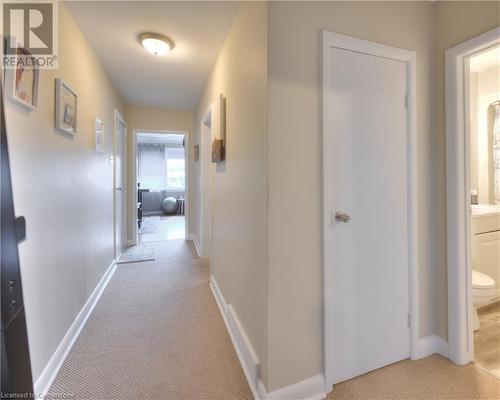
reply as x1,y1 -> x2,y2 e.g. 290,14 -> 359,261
113,109 -> 127,258
321,30 -> 418,391
130,128 -> 190,245
200,103 -> 215,260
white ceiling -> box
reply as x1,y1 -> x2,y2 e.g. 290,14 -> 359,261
470,46 -> 500,72
66,1 -> 240,109
137,132 -> 184,145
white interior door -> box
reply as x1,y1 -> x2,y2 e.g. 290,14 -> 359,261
114,112 -> 127,258
328,46 -> 410,383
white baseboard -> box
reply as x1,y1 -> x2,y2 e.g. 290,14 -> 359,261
209,275 -> 260,399
34,259 -> 117,398
257,380 -> 268,400
209,275 -> 325,400
416,334 -> 449,359
227,304 -> 260,385
263,374 -> 326,400
435,336 -> 449,357
188,234 -> 202,258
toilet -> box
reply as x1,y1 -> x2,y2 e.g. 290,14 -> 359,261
472,269 -> 496,331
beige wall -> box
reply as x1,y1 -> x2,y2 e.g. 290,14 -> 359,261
267,1 -> 436,391
477,65 -> 500,98
434,1 -> 500,340
193,1 -> 269,387
125,105 -> 194,235
4,3 -> 124,381
125,105 -> 194,134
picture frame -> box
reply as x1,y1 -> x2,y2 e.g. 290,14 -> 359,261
212,93 -> 226,163
194,144 -> 200,161
55,79 -> 78,135
4,44 -> 40,111
93,118 -> 104,152
212,139 -> 225,163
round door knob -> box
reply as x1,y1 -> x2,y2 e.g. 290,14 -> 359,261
335,211 -> 351,223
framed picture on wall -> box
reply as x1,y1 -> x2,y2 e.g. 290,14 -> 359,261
4,45 -> 40,111
212,93 -> 226,163
55,78 -> 78,135
93,118 -> 104,152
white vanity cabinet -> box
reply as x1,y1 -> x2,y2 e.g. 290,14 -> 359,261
471,211 -> 500,235
472,207 -> 500,298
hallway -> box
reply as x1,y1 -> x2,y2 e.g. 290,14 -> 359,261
3,1 -> 500,399
48,241 -> 252,400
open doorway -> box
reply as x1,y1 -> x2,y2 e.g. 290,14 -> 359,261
135,131 -> 187,243
446,27 -> 500,378
467,45 -> 500,378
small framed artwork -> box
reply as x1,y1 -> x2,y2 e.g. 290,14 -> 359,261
55,79 -> 78,135
212,93 -> 226,163
212,139 -> 225,163
93,118 -> 104,152
4,45 -> 40,111
194,144 -> 200,161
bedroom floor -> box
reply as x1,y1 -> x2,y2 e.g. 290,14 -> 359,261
138,215 -> 185,242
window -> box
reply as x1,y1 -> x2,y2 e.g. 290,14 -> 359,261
137,143 -> 185,191
166,147 -> 185,190
137,144 -> 166,191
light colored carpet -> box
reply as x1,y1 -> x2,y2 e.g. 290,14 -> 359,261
48,240 -> 253,400
138,216 -> 159,234
116,243 -> 156,264
327,354 -> 500,399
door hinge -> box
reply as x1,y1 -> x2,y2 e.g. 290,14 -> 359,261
408,313 -> 412,327
405,94 -> 409,110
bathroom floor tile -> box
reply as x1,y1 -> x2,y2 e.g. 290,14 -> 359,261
474,302 -> 500,379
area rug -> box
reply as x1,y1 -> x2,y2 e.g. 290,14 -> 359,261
138,216 -> 159,234
117,244 -> 156,264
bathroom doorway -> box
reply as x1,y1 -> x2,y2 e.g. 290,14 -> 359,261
134,130 -> 188,243
467,45 -> 500,377
446,28 -> 500,378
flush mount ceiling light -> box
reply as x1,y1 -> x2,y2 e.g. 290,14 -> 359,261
139,32 -> 174,56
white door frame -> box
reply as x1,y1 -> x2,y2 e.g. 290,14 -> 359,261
130,129 -> 190,244
200,104 -> 215,260
322,31 -> 418,391
445,26 -> 500,365
113,109 -> 127,259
